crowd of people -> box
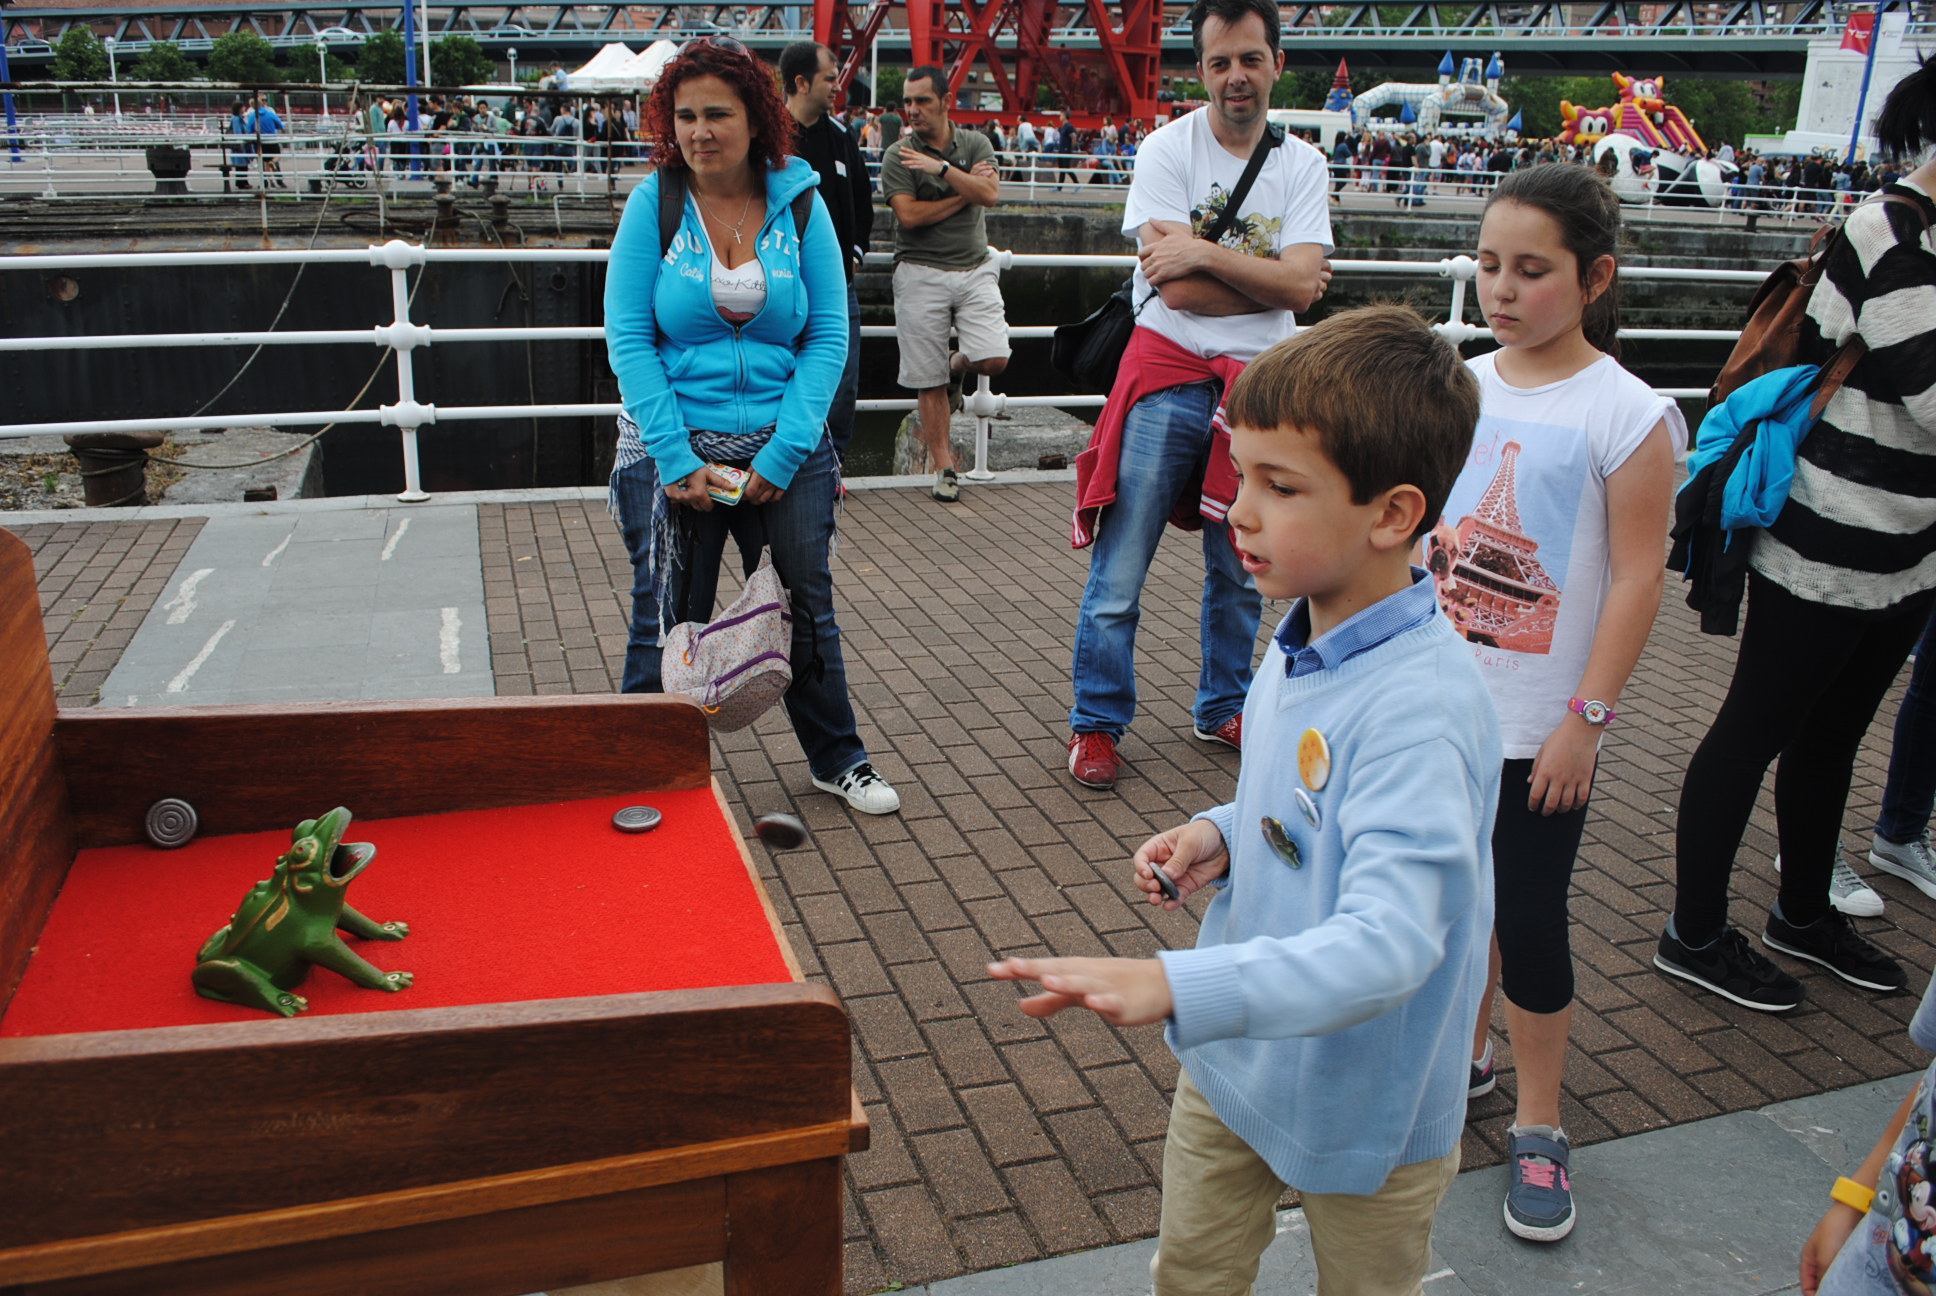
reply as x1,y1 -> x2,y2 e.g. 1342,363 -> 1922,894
1725,144 -> 1901,214
598,11 -> 1936,1293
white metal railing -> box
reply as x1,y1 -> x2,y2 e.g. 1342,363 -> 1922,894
5,132 -> 1870,229
0,242 -> 1758,500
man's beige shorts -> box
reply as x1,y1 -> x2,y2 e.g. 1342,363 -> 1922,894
892,258 -> 1012,390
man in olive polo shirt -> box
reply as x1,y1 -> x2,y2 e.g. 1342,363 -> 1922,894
881,65 -> 1008,503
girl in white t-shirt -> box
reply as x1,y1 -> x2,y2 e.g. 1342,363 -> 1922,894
1427,163 -> 1683,1246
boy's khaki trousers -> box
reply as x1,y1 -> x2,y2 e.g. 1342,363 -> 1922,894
1151,1070 -> 1460,1296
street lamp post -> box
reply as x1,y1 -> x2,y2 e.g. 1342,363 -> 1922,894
316,41 -> 329,119
508,47 -> 518,90
104,36 -> 121,119
0,41 -> 19,164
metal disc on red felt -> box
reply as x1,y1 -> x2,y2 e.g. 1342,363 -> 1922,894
611,805 -> 663,834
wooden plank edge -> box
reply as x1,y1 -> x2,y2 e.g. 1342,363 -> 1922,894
0,1119 -> 856,1286
716,777 -> 805,984
848,1088 -> 872,1154
0,982 -> 844,1062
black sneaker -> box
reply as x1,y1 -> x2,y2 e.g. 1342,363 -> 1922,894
1653,924 -> 1803,1011
1763,909 -> 1908,993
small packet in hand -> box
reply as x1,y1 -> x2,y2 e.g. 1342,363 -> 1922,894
706,464 -> 749,506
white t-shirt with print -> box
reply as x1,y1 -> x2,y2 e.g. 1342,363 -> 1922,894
1121,109 -> 1335,362
1427,352 -> 1687,759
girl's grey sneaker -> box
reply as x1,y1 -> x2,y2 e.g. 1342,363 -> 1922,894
811,761 -> 902,816
1870,832 -> 1936,899
1469,1047 -> 1496,1098
1504,1127 -> 1575,1242
1773,851 -> 1885,918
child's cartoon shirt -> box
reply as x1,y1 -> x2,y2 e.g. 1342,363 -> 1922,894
1428,351 -> 1687,759
1820,973 -> 1936,1295
1120,108 -> 1334,363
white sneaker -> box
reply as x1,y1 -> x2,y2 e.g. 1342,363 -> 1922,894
811,761 -> 901,816
1871,831 -> 1936,900
1774,851 -> 1886,918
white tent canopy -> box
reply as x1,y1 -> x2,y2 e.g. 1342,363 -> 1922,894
565,39 -> 679,92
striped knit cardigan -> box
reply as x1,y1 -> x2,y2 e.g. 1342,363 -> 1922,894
1755,181 -> 1936,612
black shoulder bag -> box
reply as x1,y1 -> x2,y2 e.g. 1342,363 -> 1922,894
1051,124 -> 1284,391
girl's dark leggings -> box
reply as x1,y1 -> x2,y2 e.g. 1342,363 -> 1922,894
1673,572 -> 1930,945
1494,757 -> 1591,1015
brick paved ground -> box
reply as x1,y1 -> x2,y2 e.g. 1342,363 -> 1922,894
13,490 -> 1928,1295
469,485 -> 1928,1294
9,518 -> 206,704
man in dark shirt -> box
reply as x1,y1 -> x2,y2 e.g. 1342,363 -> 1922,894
1391,133 -> 1417,207
782,41 -> 877,466
1801,153 -> 1830,214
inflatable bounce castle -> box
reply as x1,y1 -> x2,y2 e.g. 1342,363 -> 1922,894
1558,72 -> 1709,155
1348,52 -> 1511,135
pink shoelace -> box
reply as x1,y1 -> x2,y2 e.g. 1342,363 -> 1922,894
1516,1155 -> 1570,1191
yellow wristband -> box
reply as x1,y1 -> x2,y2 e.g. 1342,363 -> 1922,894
1832,1176 -> 1876,1215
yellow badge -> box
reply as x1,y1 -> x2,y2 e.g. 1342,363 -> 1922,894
1298,728 -> 1332,791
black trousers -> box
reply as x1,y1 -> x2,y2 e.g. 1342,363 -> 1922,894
1673,572 -> 1930,943
1494,758 -> 1591,1015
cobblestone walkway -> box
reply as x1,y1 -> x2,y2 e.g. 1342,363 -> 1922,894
10,483 -> 1927,1295
14,518 -> 206,704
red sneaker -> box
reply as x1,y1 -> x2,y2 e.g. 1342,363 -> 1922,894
1067,731 -> 1122,789
1192,714 -> 1242,751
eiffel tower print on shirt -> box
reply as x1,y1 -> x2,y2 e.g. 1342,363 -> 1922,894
1424,438 -> 1562,655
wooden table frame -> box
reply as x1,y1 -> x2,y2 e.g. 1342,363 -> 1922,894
0,528 -> 866,1296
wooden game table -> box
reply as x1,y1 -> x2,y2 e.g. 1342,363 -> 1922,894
0,528 -> 865,1296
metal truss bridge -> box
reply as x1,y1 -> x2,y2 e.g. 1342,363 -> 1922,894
6,0 -> 1924,123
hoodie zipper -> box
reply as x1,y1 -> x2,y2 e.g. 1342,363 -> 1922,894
697,177 -> 795,440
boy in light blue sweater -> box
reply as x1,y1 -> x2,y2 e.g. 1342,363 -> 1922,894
993,305 -> 1500,1296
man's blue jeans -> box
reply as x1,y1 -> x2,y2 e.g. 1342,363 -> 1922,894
1069,379 -> 1261,739
828,280 -> 862,464
1879,602 -> 1936,845
613,436 -> 866,783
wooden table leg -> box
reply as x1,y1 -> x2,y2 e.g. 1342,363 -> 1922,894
722,1158 -> 842,1296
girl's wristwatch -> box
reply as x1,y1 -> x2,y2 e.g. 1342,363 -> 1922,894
1568,697 -> 1617,726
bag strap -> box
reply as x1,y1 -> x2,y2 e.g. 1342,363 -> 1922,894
1200,124 -> 1284,247
659,167 -> 685,255
1809,339 -> 1867,423
660,167 -> 813,253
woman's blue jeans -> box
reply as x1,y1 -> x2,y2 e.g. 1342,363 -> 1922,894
1879,602 -> 1936,845
1069,379 -> 1261,739
613,436 -> 866,783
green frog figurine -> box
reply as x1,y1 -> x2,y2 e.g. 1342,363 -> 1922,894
191,807 -> 412,1017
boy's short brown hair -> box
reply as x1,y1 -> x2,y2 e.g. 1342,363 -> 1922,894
1225,304 -> 1480,541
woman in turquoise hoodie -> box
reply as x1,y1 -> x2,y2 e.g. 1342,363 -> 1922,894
605,37 -> 899,816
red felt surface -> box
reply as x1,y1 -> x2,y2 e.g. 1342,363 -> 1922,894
1,790 -> 793,1038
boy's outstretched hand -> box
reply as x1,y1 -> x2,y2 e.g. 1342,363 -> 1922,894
987,956 -> 1173,1027
1133,817 -> 1230,910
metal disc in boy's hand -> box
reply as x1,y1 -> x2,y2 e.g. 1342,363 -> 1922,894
612,805 -> 663,834
1151,865 -> 1182,903
145,797 -> 198,849
752,813 -> 808,850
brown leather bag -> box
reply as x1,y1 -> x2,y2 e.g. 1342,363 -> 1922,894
1710,193 -> 1932,407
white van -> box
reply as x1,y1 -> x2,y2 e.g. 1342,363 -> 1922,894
1266,108 -> 1354,155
